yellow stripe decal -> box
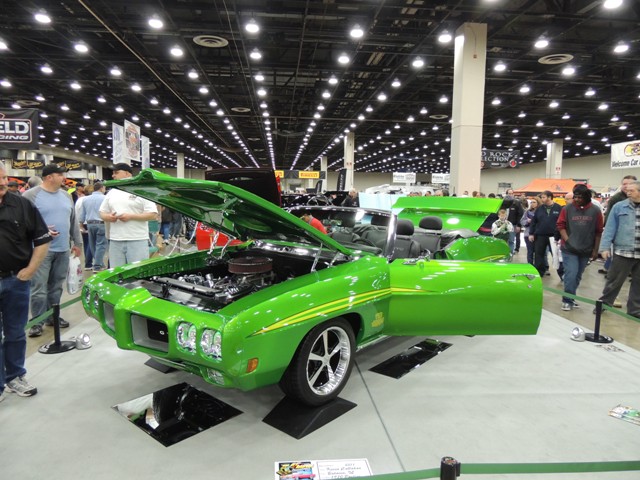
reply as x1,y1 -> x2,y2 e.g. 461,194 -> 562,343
253,289 -> 393,335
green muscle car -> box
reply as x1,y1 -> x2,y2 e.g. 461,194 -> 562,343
83,169 -> 542,406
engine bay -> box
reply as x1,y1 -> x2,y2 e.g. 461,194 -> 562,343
118,246 -> 344,313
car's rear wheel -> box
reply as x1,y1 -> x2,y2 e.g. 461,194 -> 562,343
279,318 -> 355,407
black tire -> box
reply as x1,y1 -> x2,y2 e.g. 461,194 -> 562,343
279,318 -> 355,407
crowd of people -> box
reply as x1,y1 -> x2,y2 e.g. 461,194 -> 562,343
0,162 -> 177,402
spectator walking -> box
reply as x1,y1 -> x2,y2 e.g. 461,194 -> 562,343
557,185 -> 603,311
504,190 -> 524,254
0,163 -> 51,399
596,180 -> 640,318
23,164 -> 82,337
75,184 -> 93,270
79,182 -> 108,272
528,190 -> 562,277
99,163 -> 158,267
520,197 -> 539,265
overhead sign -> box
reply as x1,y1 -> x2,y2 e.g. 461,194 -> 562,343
393,172 -> 416,183
481,149 -> 520,169
611,140 -> 640,169
431,173 -> 450,184
275,170 -> 326,179
112,123 -> 124,164
124,120 -> 141,163
141,135 -> 150,169
0,109 -> 39,150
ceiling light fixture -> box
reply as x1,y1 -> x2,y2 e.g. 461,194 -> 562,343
391,78 -> 401,88
562,65 -> 575,76
598,103 -> 609,110
519,84 -> 531,94
494,61 -> 506,72
377,92 -> 387,101
34,11 -> 52,24
338,52 -> 350,64
350,25 -> 364,39
254,73 -> 264,82
549,100 -> 559,108
491,97 -> 501,105
439,95 -> 448,103
328,75 -> 338,85
585,87 -> 596,96
257,88 -> 267,97
412,57 -> 425,68
40,64 -> 53,74
438,30 -> 452,43
170,45 -> 184,57
188,69 -> 199,79
199,86 -> 209,94
245,18 -> 260,34
131,83 -> 141,92
74,42 -> 89,53
0,79 -> 12,88
70,81 -> 81,90
110,66 -> 122,77
603,0 -> 623,9
534,37 -> 549,49
97,96 -> 106,103
250,48 -> 262,60
0,39 -> 7,50
613,41 -> 629,54
148,16 -> 163,29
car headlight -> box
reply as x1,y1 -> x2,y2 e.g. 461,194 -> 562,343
200,329 -> 222,359
176,322 -> 197,352
92,293 -> 100,311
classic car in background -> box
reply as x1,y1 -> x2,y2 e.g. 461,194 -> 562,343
83,170 -> 542,407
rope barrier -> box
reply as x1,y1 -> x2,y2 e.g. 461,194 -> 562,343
543,286 -> 640,323
24,295 -> 82,330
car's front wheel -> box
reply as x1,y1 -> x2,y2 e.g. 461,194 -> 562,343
279,318 -> 355,407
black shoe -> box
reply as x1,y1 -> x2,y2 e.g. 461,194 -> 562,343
598,269 -> 608,274
44,317 -> 70,328
28,324 -> 43,337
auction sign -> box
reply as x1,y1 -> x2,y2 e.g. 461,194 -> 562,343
0,109 -> 39,149
611,140 -> 640,169
481,149 -> 519,169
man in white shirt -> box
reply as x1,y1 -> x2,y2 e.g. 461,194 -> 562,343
99,163 -> 158,267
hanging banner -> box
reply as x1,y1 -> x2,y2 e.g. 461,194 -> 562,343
124,120 -> 140,163
432,173 -> 451,184
481,149 -> 520,169
393,172 -> 416,183
611,140 -> 640,169
0,109 -> 39,150
112,123 -> 124,164
281,170 -> 326,179
141,135 -> 150,169
336,168 -> 347,191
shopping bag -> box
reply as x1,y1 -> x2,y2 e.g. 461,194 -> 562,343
67,254 -> 84,295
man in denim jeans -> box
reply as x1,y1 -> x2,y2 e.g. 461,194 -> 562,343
0,163 -> 51,400
23,164 -> 83,337
557,185 -> 603,311
597,181 -> 640,318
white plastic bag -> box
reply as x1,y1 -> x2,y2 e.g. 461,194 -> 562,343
67,254 -> 83,295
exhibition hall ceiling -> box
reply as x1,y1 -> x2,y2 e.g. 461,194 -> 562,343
0,0 -> 638,173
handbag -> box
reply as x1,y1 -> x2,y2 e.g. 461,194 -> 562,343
66,254 -> 84,295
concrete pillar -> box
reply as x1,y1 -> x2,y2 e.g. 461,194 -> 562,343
176,152 -> 185,179
449,23 -> 487,196
321,155 -> 328,192
545,139 -> 563,178
343,132 -> 355,189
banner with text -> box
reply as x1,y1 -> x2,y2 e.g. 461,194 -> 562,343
611,140 -> 640,169
0,109 -> 39,150
431,173 -> 450,184
275,170 -> 326,180
124,120 -> 140,163
141,135 -> 150,169
112,123 -> 124,164
481,149 -> 520,169
393,172 -> 416,183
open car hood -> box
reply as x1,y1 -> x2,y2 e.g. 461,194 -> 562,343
106,169 -> 351,254
393,196 -> 503,231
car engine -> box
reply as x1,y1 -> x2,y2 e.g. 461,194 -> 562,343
121,256 -> 277,313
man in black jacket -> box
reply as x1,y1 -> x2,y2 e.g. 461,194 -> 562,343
528,190 -> 563,277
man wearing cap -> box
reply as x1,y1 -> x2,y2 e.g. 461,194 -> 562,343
22,164 -> 82,337
7,181 -> 20,195
0,163 -> 51,399
100,163 -> 158,267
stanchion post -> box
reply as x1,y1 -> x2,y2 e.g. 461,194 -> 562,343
38,304 -> 76,354
585,300 -> 614,344
440,456 -> 460,480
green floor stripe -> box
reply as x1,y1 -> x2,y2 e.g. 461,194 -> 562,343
24,295 -> 82,330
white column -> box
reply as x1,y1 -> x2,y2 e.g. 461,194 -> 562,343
176,152 -> 185,179
545,139 -> 563,178
343,132 -> 355,189
449,23 -> 487,196
321,155 -> 328,191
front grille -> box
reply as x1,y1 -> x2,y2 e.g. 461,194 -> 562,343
131,314 -> 169,352
103,303 -> 115,331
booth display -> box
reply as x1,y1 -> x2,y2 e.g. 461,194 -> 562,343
83,170 -> 542,406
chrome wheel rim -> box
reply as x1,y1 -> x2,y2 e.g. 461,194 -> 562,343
306,326 -> 351,396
